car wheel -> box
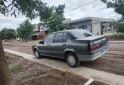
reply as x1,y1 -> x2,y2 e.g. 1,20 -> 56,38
66,52 -> 80,68
34,50 -> 41,59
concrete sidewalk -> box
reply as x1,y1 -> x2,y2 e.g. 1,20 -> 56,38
108,41 -> 124,43
4,49 -> 124,85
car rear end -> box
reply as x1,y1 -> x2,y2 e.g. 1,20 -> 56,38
76,35 -> 109,61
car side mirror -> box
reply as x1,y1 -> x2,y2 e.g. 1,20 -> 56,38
39,40 -> 44,44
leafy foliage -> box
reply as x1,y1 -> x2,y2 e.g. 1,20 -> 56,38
0,0 -> 67,33
16,19 -> 34,41
109,19 -> 124,33
101,0 -> 124,33
39,4 -> 68,32
0,1 -> 67,85
101,0 -> 124,18
108,33 -> 124,39
0,0 -> 46,19
0,28 -> 16,40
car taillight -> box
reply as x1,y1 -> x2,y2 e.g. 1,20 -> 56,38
90,44 -> 100,50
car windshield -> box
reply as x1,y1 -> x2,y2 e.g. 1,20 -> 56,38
70,30 -> 93,39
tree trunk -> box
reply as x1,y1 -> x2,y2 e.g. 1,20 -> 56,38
0,39 -> 14,85
24,36 -> 26,42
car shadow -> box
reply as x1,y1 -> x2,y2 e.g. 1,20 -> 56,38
42,56 -> 66,62
41,56 -> 101,67
80,58 -> 102,67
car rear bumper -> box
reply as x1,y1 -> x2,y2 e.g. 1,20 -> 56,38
76,44 -> 109,61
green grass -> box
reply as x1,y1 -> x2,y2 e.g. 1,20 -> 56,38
7,62 -> 12,65
10,65 -> 22,73
108,33 -> 124,39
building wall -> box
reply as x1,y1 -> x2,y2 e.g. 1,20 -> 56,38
34,24 -> 39,31
92,23 -> 101,35
40,25 -> 45,31
68,17 -> 114,35
92,19 -> 101,35
63,19 -> 71,23
69,20 -> 92,32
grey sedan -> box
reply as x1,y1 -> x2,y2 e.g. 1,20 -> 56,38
32,29 -> 109,67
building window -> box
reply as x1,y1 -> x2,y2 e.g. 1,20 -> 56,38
82,25 -> 87,29
78,26 -> 82,29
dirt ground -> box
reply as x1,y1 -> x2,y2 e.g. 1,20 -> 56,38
6,52 -> 107,85
3,41 -> 124,76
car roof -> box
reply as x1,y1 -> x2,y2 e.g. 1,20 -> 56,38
51,29 -> 89,34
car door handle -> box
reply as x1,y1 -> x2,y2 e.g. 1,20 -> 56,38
63,44 -> 66,46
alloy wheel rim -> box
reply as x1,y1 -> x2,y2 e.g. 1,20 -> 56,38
68,55 -> 75,66
35,51 -> 39,58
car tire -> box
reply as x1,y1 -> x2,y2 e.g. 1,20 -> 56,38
66,52 -> 80,68
34,49 -> 41,59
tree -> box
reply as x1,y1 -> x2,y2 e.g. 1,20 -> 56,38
39,5 -> 68,32
0,28 -> 6,39
0,0 -> 47,85
0,0 -> 67,84
17,20 -> 34,41
109,19 -> 124,33
0,0 -> 46,19
0,28 -> 16,40
101,0 -> 124,33
101,0 -> 124,18
0,40 -> 14,85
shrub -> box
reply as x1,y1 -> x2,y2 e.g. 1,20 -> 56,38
108,33 -> 124,39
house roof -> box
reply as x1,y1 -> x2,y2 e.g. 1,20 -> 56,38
68,17 -> 115,24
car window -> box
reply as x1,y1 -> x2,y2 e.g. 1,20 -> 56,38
62,33 -> 68,42
70,30 -> 93,39
53,33 -> 63,43
44,33 -> 54,43
70,30 -> 85,39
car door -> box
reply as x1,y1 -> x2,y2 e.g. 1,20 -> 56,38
37,33 -> 54,56
50,32 -> 68,58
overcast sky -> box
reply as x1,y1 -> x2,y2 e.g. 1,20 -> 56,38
0,0 -> 121,30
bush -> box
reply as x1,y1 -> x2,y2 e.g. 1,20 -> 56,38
0,28 -> 16,40
108,33 -> 124,39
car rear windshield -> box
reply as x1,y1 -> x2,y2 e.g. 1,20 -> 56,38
69,30 -> 93,39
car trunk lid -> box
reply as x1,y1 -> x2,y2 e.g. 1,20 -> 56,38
76,35 -> 108,50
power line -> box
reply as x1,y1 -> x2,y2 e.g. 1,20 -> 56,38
95,6 -> 106,11
65,0 -> 97,13
89,6 -> 106,14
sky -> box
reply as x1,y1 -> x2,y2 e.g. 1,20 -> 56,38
0,0 -> 121,30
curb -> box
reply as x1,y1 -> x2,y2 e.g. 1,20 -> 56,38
108,41 -> 124,43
